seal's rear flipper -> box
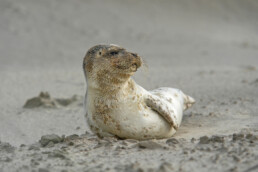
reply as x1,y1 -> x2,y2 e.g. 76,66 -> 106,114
183,94 -> 195,111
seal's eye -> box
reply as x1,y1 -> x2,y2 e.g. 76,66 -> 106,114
110,51 -> 119,56
99,52 -> 102,55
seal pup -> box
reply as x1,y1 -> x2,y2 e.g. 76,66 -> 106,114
83,44 -> 195,139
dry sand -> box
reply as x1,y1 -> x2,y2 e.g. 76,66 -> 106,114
0,0 -> 258,171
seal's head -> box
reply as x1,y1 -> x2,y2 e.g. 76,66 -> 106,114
83,44 -> 142,90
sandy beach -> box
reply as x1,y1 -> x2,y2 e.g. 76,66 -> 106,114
0,0 -> 258,171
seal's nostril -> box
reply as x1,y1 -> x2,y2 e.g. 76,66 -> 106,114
131,53 -> 138,57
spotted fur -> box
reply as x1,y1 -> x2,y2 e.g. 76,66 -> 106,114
83,44 -> 195,140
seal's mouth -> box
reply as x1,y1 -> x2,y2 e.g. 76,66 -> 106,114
116,62 -> 139,72
131,63 -> 138,72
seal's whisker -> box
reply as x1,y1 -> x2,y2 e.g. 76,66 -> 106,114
141,58 -> 149,76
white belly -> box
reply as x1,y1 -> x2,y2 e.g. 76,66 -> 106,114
86,84 -> 179,140
105,99 -> 176,139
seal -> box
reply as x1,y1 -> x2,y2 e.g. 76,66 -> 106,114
83,44 -> 195,139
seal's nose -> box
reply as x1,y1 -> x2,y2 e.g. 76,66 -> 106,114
130,52 -> 142,68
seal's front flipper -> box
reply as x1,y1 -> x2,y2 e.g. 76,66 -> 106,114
145,95 -> 179,130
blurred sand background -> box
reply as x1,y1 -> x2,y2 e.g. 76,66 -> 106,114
0,0 -> 258,171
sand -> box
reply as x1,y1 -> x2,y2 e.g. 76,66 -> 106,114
0,0 -> 258,171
